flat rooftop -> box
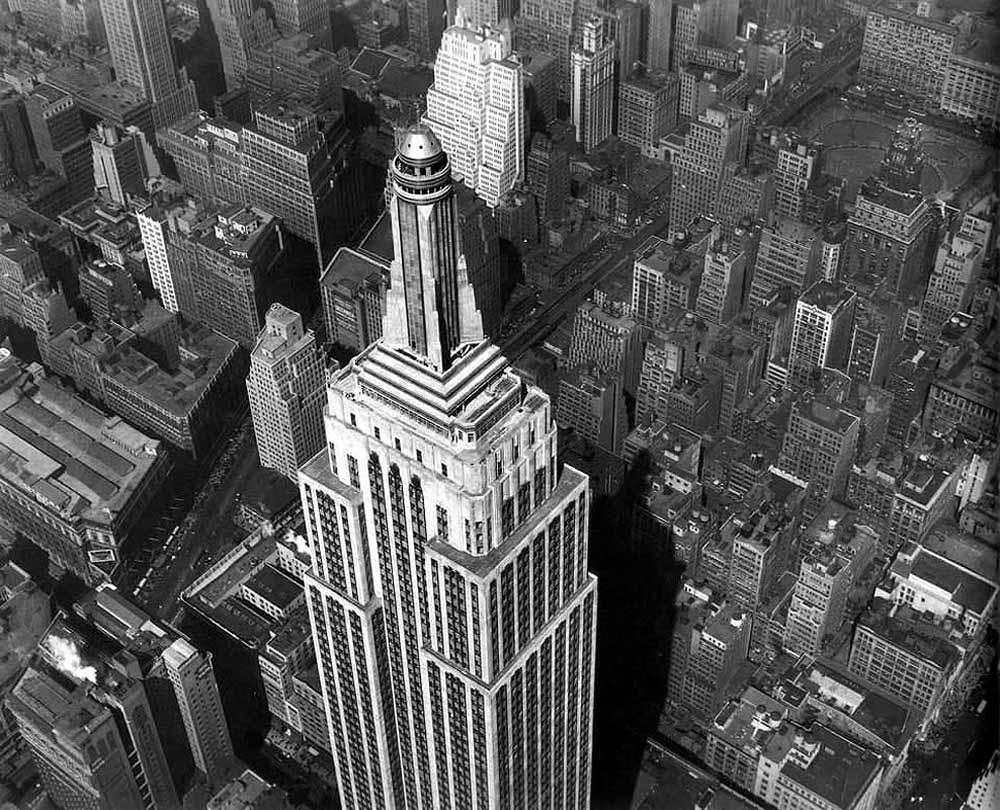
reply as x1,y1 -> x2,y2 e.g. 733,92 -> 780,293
104,324 -> 238,417
0,372 -> 162,526
781,724 -> 881,810
321,246 -> 389,292
243,564 -> 301,610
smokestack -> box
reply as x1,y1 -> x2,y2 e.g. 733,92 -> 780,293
45,635 -> 97,684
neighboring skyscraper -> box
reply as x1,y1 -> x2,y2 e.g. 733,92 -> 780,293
408,0 -> 447,59
270,0 -> 330,46
571,16 -> 615,153
748,216 -> 820,308
667,582 -> 750,720
300,125 -> 597,809
320,246 -> 389,351
247,304 -> 326,482
161,638 -> 237,786
568,297 -> 643,394
518,0 -> 599,100
169,204 -> 285,347
646,0 -> 675,71
617,69 -> 680,154
669,104 -> 748,231
424,19 -> 525,208
10,617 -> 180,810
206,0 -> 278,91
775,398 -> 860,518
25,84 -> 93,206
859,5 -> 956,105
695,237 -> 746,325
525,133 -> 570,228
787,280 -> 857,387
98,0 -> 198,129
843,176 -> 935,297
920,209 -> 989,338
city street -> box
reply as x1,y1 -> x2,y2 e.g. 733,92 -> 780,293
502,212 -> 671,360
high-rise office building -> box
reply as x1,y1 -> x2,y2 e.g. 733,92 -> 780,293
205,0 -> 279,91
525,133 -> 570,228
240,104 -> 340,266
424,19 -> 525,208
667,583 -> 750,720
787,280 -> 857,387
695,238 -> 746,325
568,297 -> 643,394
321,246 -> 389,351
98,0 -> 198,129
647,0 -> 675,71
246,33 -> 344,114
161,637 -> 236,786
775,398 -> 860,518
168,204 -> 284,347
25,84 -> 93,207
617,70 -> 680,154
248,304 -> 326,482
571,16 -> 616,153
91,123 -> 160,206
518,0 -> 599,100
748,216 -> 821,308
9,615 -> 181,810
0,90 -> 35,185
920,210 -> 989,338
409,0 -> 447,59
669,104 -> 748,231
859,5 -> 956,105
270,0 -> 330,46
300,125 -> 598,810
843,177 -> 935,297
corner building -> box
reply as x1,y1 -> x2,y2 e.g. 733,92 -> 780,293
299,124 -> 598,810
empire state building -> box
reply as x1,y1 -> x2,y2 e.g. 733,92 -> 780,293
299,124 -> 598,810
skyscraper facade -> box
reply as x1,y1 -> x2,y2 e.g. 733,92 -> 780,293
571,17 -> 615,153
424,19 -> 525,208
98,0 -> 197,128
669,104 -> 748,231
300,125 -> 598,810
787,280 -> 857,387
248,304 -> 326,482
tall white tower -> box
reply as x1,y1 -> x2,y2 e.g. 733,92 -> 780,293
423,18 -> 525,208
98,0 -> 197,128
571,16 -> 615,153
299,124 -> 598,810
247,304 -> 326,482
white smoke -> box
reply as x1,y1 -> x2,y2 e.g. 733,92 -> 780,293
45,635 -> 97,684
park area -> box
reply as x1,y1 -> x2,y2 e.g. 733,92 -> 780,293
795,99 -> 994,203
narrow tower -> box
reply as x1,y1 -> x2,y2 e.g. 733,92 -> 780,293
300,124 -> 598,810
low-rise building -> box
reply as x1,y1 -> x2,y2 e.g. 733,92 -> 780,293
0,353 -> 169,584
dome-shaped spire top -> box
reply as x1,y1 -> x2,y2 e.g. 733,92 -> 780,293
397,123 -> 442,163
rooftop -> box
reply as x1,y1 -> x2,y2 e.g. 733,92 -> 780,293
0,369 -> 163,526
896,544 -> 996,615
780,724 -> 882,810
858,599 -> 961,669
103,323 -> 239,417
242,563 -> 301,610
321,246 -> 389,292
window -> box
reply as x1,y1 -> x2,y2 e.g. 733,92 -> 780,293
374,426 -> 380,440
395,438 -> 401,451
416,449 -> 423,463
441,463 -> 448,477
350,413 -> 356,426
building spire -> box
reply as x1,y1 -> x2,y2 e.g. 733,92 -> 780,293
382,123 -> 484,372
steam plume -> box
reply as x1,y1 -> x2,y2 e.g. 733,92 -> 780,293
45,635 -> 97,684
